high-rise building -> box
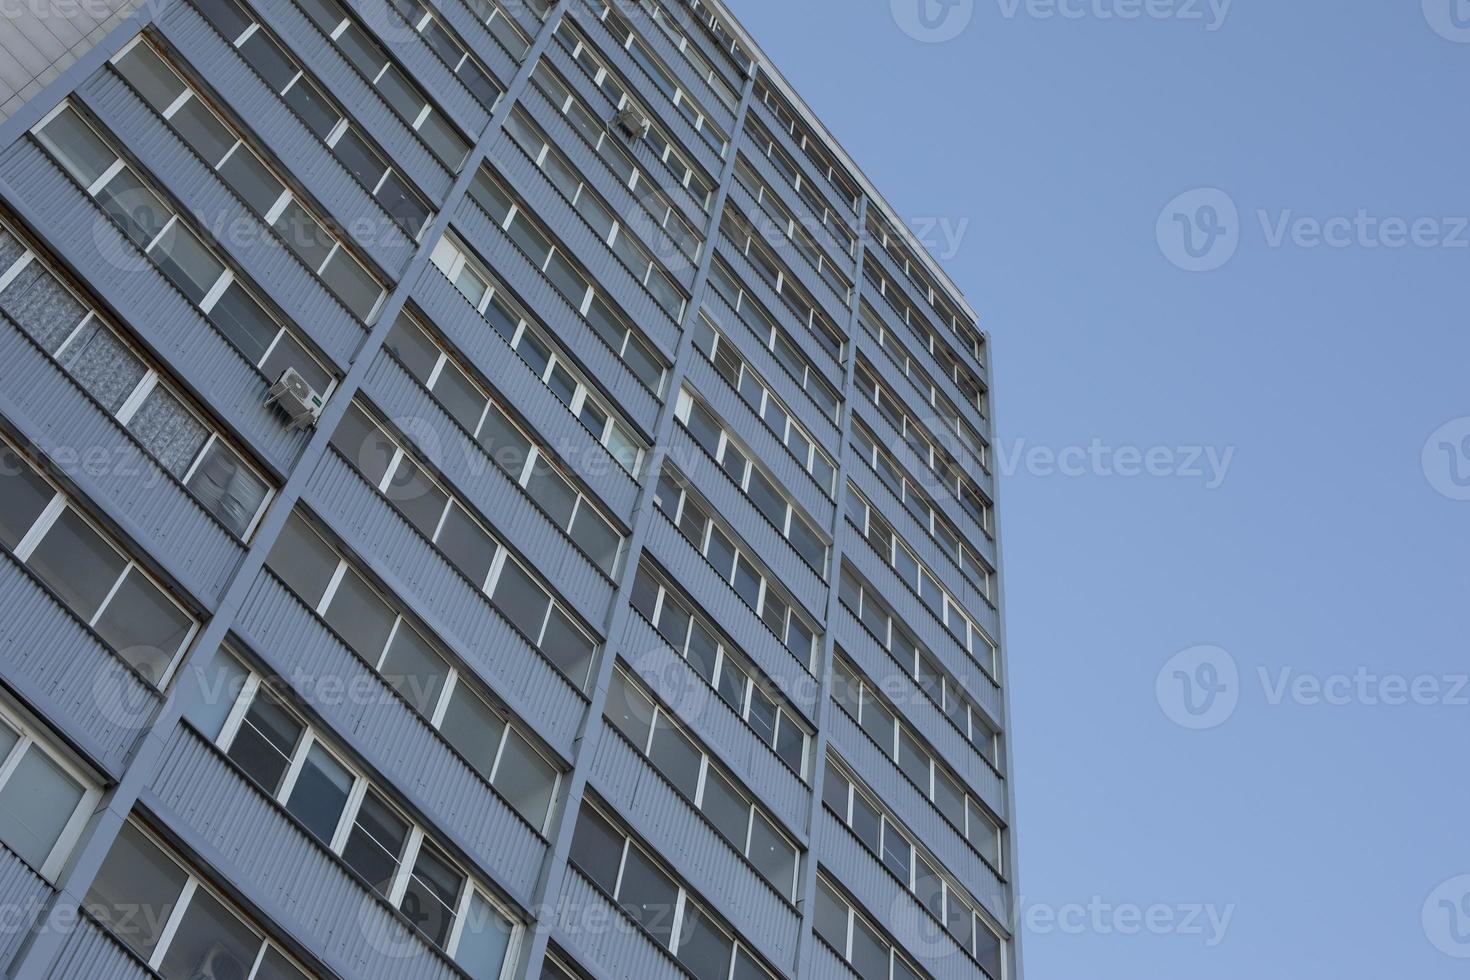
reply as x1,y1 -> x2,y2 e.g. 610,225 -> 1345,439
0,1 -> 1018,978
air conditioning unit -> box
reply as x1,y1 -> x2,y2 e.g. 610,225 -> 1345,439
611,105 -> 651,140
190,943 -> 249,980
266,366 -> 324,429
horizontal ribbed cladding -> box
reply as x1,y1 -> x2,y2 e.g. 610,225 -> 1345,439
848,455 -> 995,616
665,425 -> 828,623
541,32 -> 707,230
0,554 -> 159,776
45,913 -> 155,980
242,0 -> 454,204
490,134 -> 681,361
741,98 -> 857,228
683,351 -> 837,531
0,141 -> 309,476
698,288 -> 841,452
517,82 -> 695,291
620,611 -> 811,833
428,0 -> 523,90
714,237 -> 844,387
806,934 -> 860,980
587,729 -> 801,973
727,182 -> 851,330
863,243 -> 988,388
301,447 -> 589,759
232,569 -> 549,900
813,808 -> 997,980
620,1 -> 736,134
144,725 -> 463,980
861,355 -> 990,493
335,0 -> 491,141
833,603 -> 1003,809
0,843 -> 51,970
0,317 -> 244,607
824,706 -> 1007,927
450,196 -> 662,436
504,0 -> 548,40
75,71 -> 366,382
155,0 -> 417,279
738,144 -> 856,278
564,0 -> 722,179
643,512 -> 818,722
361,352 -> 616,624
408,265 -> 641,520
555,866 -> 688,980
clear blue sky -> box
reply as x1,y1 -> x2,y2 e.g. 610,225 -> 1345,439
726,1 -> 1470,977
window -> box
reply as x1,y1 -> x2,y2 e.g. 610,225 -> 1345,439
0,704 -> 97,879
629,565 -> 810,778
189,0 -> 432,236
864,215 -> 986,366
328,403 -> 601,686
750,79 -> 861,211
85,822 -> 313,978
813,876 -> 937,980
568,804 -> 774,980
605,669 -> 800,900
32,104 -> 335,395
263,514 -> 563,831
0,229 -> 274,537
653,468 -> 819,666
111,38 -> 386,324
635,0 -> 740,110
209,664 -> 522,977
673,389 -> 828,574
379,0 -> 523,108
428,235 -> 647,474
848,471 -> 992,603
0,439 -> 196,684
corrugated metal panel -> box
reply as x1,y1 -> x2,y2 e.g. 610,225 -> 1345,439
715,237 -> 844,384
813,809 -> 985,980
619,611 -> 810,833
727,181 -> 850,329
76,70 -> 366,373
805,935 -> 860,980
429,0 -> 522,89
0,316 -> 244,606
738,144 -> 855,277
144,725 -> 463,980
683,351 -> 836,533
555,866 -> 686,980
587,729 -> 801,972
862,242 -> 988,389
847,452 -> 996,615
0,551 -> 159,776
565,0 -> 721,179
824,706 -> 1007,926
834,603 -> 1004,813
408,263 -> 640,519
518,83 -> 693,291
242,0 -> 454,203
46,913 -> 157,980
0,140 -> 309,476
745,98 -> 856,227
490,136 -> 681,362
154,0 -> 416,278
699,288 -> 841,453
337,0 -> 490,140
503,0 -> 546,41
450,196 -> 661,437
232,569 -> 549,899
361,352 -> 616,625
643,512 -> 818,722
302,447 -> 589,758
621,2 -> 734,132
542,38 -> 706,231
0,842 -> 51,971
666,423 -> 828,624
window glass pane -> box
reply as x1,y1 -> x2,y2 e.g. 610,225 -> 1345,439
897,729 -> 930,792
206,281 -> 275,364
400,841 -> 463,948
127,384 -> 208,480
380,623 -> 447,714
185,439 -> 269,537
84,824 -> 187,963
172,97 -> 236,170
255,947 -> 311,980
0,746 -> 83,869
850,916 -> 889,980
285,742 -> 353,844
436,503 -> 495,588
495,730 -> 556,830
93,568 -> 192,681
218,143 -> 283,215
386,315 -> 439,381
342,789 -> 409,897
524,459 -> 577,527
540,606 -> 596,689
934,769 -> 965,828
699,766 -> 748,849
570,507 -> 619,576
491,559 -> 549,642
0,264 -> 88,355
748,814 -> 795,900
618,846 -> 678,946
185,653 -> 249,742
881,822 -> 911,882
569,806 -> 622,893
323,569 -> 396,661
37,107 -> 114,187
322,250 -> 381,322
385,456 -> 448,539
228,692 -> 302,792
774,718 -> 804,775
273,199 -> 332,272
606,672 -> 654,749
676,904 -> 733,980
648,716 -> 701,798
27,508 -> 125,621
114,43 -> 183,111
430,361 -> 486,434
266,512 -> 337,610
157,882 -> 261,980
151,223 -> 224,304
438,686 -> 504,780
475,402 -> 532,475
812,879 -> 847,953
0,448 -> 54,549
59,320 -> 146,413
456,893 -> 514,980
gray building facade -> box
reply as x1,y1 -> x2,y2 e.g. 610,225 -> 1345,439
0,0 -> 1020,978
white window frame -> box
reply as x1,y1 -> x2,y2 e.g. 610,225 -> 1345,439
0,701 -> 101,880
